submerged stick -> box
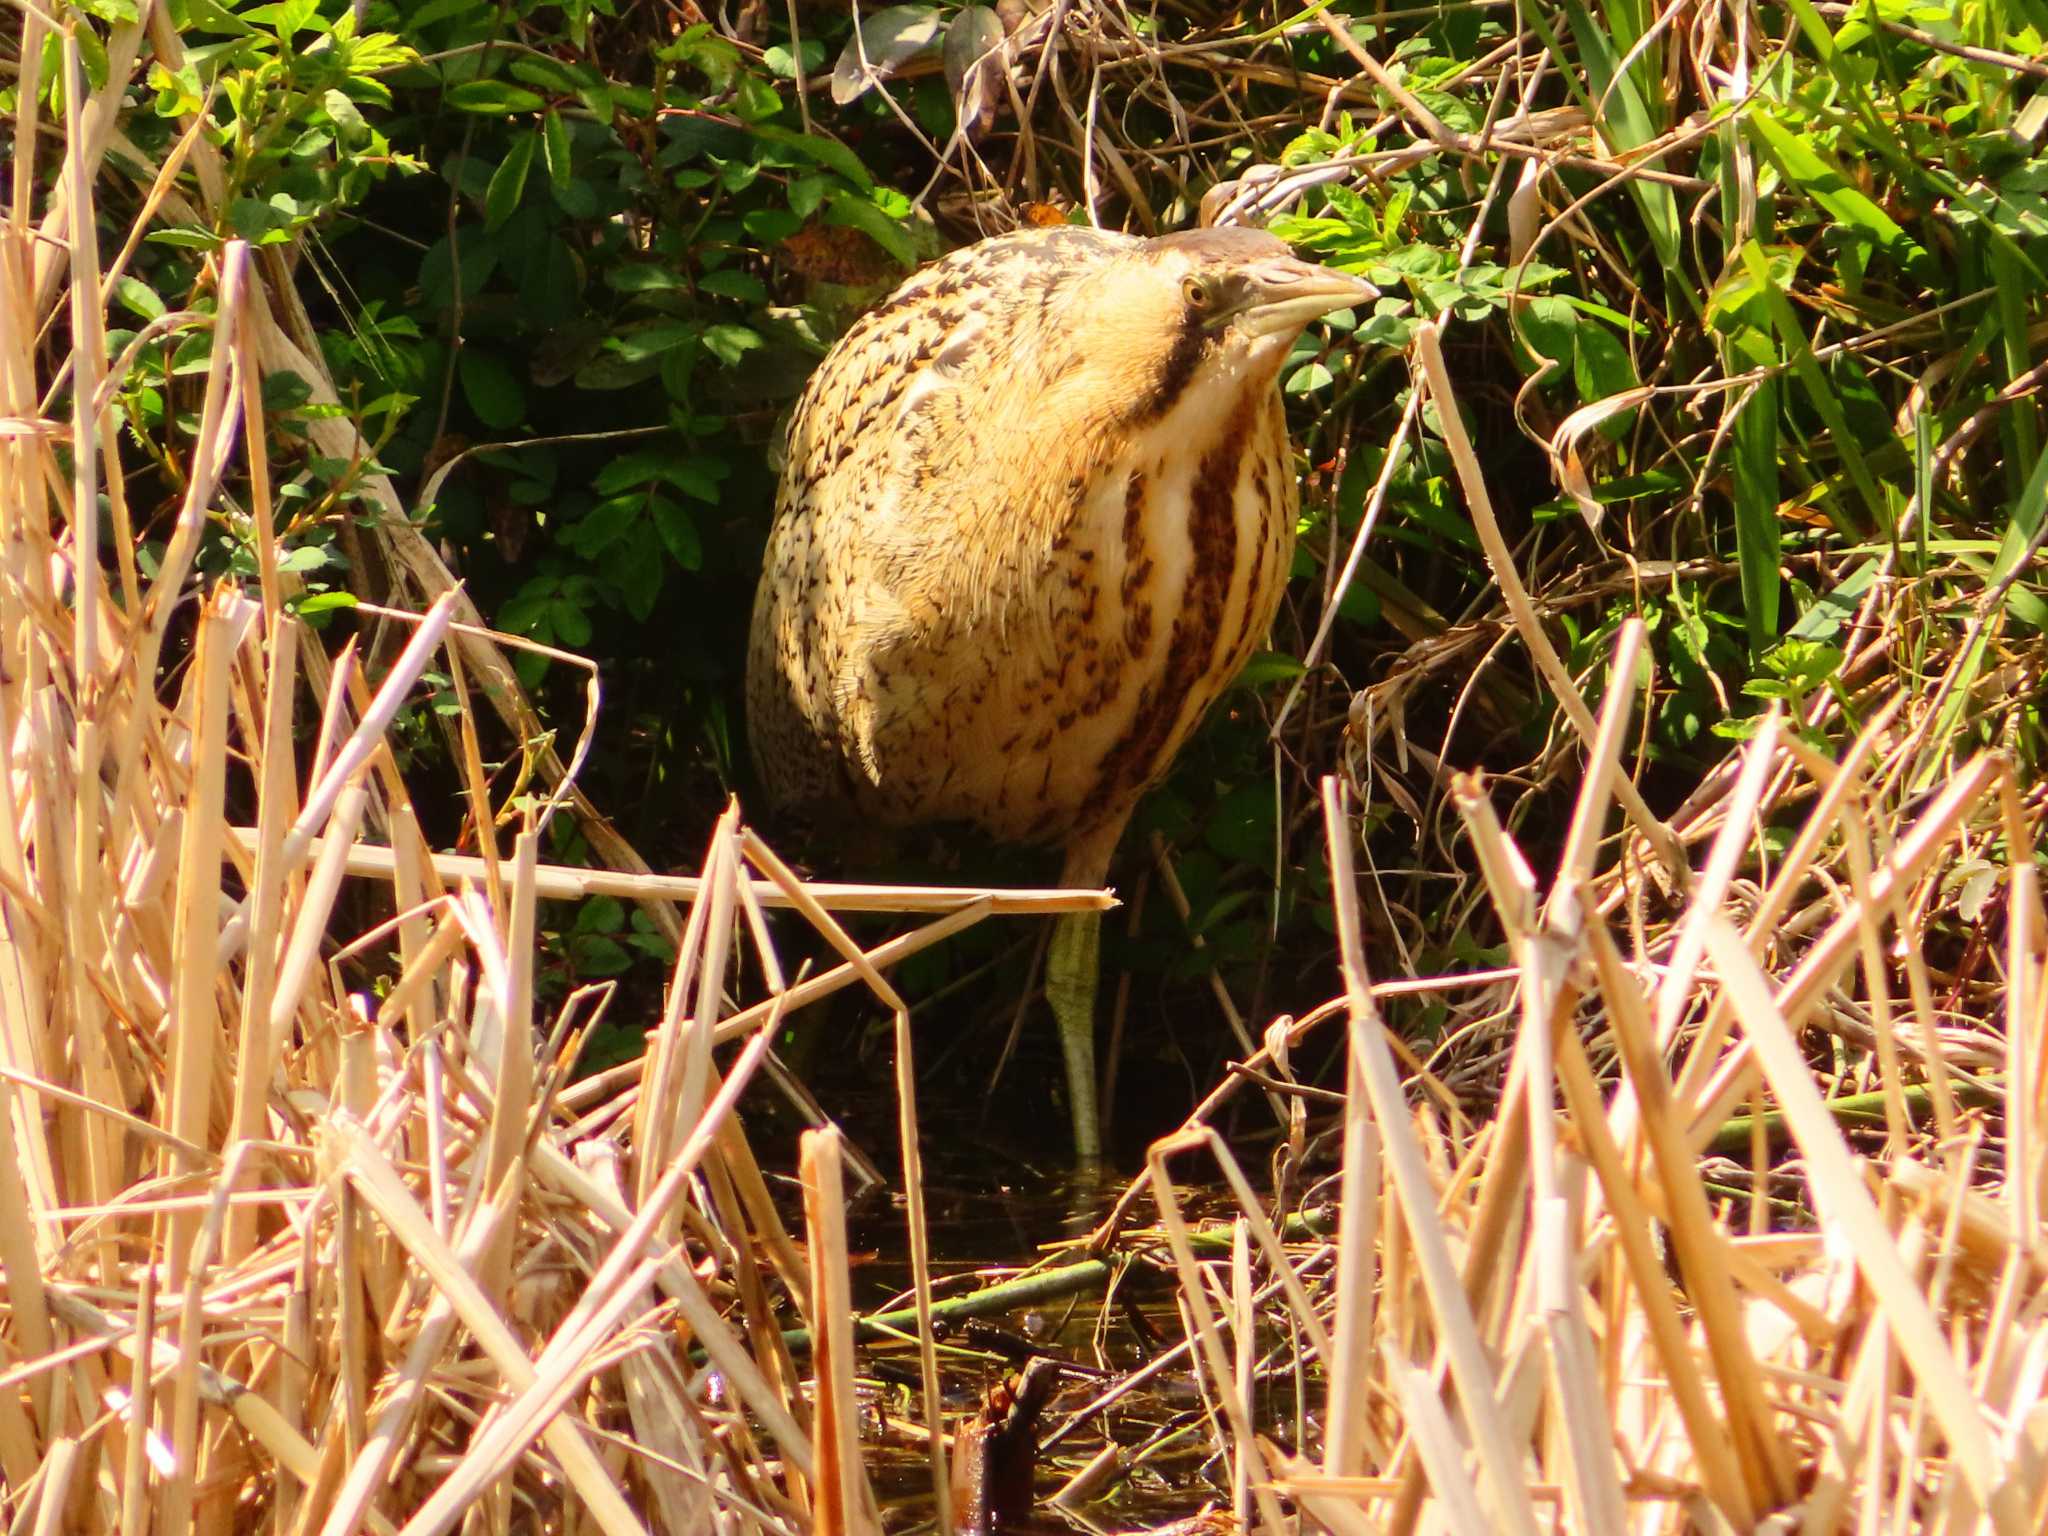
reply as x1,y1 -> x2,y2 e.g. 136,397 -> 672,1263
774,1211 -> 1337,1361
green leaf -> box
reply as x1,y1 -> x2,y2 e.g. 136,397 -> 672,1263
1284,361 -> 1333,395
549,597 -> 592,647
606,526 -> 665,619
575,896 -> 625,934
484,132 -> 536,231
1544,1 -> 1684,290
719,159 -> 764,196
824,191 -> 916,269
419,231 -> 501,309
1705,244 -> 1798,333
1233,651 -> 1308,688
566,494 -> 639,557
550,176 -> 599,218
1785,558 -> 1879,646
607,266 -> 690,295
762,40 -> 825,79
289,590 -> 358,620
53,24 -> 109,94
444,79 -> 547,114
458,349 -> 526,429
668,464 -> 723,504
606,322 -> 698,364
1515,295 -> 1576,369
111,275 -> 165,322
1726,348 -> 1781,655
262,372 -> 313,410
570,934 -> 632,976
497,587 -> 551,640
700,324 -> 764,366
697,268 -> 767,303
746,122 -> 873,189
507,54 -> 581,93
594,451 -> 724,502
148,222 -> 222,252
734,74 -> 782,123
227,196 -> 301,245
279,543 -> 331,573
651,496 -> 703,568
742,208 -> 805,243
1737,241 -> 1890,536
787,174 -> 829,220
1203,783 -> 1279,872
542,110 -> 572,192
406,0 -> 484,25
663,21 -> 742,87
593,453 -> 664,495
1990,438 -> 2048,611
170,329 -> 215,376
148,59 -> 206,115
1571,316 -> 1637,405
252,0 -> 318,37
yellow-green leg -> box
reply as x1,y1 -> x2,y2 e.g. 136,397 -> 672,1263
1045,908 -> 1102,1163
1050,818 -> 1125,1165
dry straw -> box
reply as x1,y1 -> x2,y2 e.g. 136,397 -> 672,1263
1117,330 -> 2048,1533
0,22 -> 1092,1536
10,13 -> 2048,1536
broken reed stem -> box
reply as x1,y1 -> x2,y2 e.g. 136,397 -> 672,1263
225,827 -> 1115,915
1145,1130 -> 1292,1536
801,1128 -> 878,1536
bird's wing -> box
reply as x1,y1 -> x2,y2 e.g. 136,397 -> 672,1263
757,225 -> 1139,801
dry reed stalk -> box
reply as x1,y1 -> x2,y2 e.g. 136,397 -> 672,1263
0,80 -> 1084,1536
799,1129 -> 879,1536
740,831 -> 952,1536
223,828 -> 1113,915
1130,616 -> 2046,1530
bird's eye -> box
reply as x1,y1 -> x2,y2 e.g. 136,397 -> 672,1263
1183,276 -> 1213,311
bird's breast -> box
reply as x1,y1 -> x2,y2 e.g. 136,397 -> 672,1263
928,380 -> 1297,844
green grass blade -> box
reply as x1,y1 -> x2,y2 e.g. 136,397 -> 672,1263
1746,109 -> 1935,288
1738,242 -> 1896,539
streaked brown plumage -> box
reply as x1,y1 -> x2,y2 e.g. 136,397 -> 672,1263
748,223 -> 1375,1158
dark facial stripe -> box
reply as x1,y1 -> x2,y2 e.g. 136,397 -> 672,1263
1135,316 -> 1208,422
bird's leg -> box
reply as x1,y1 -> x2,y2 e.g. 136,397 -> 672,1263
1045,909 -> 1103,1162
1050,819 -> 1126,1164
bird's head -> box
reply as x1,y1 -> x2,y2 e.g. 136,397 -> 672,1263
1067,227 -> 1379,421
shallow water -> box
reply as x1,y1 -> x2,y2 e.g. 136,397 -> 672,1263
815,1094 -> 1263,1533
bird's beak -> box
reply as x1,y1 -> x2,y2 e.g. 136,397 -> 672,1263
1234,259 -> 1379,339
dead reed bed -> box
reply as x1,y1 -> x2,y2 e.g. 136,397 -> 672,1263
1108,328 -> 2048,1532
0,35 -> 1130,1534
10,16 -> 2047,1536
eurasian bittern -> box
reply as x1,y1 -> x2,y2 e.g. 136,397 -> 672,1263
747,223 -> 1376,1160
